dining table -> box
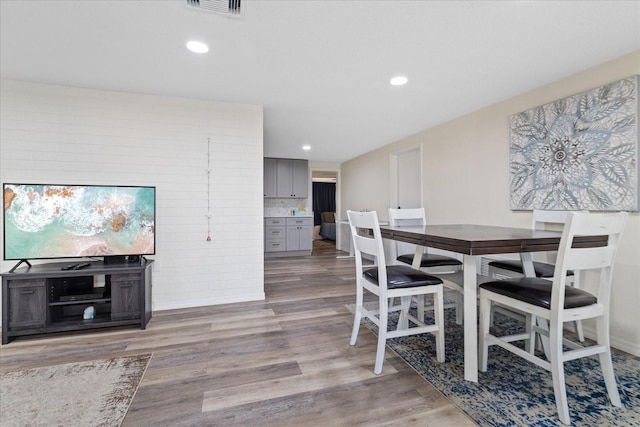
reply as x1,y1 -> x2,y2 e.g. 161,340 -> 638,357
379,223 -> 607,382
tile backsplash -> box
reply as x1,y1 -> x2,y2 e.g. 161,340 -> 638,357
264,198 -> 311,217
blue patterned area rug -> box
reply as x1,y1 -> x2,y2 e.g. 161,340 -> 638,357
356,304 -> 640,426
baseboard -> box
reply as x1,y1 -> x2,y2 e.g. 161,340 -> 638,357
153,292 -> 266,312
264,250 -> 311,257
581,326 -> 640,357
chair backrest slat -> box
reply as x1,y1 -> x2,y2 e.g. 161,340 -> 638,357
347,210 -> 386,261
347,210 -> 388,288
352,232 -> 379,258
562,246 -> 617,271
388,208 -> 426,225
532,210 -> 570,230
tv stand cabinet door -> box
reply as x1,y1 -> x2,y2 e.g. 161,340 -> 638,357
110,273 -> 142,321
7,279 -> 47,330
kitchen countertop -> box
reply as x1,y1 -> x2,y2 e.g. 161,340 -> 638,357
264,215 -> 313,218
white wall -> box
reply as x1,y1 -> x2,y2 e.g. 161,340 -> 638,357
0,80 -> 265,312
341,51 -> 640,355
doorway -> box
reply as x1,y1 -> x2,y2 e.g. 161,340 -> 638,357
311,169 -> 339,251
390,145 -> 422,256
390,145 -> 422,210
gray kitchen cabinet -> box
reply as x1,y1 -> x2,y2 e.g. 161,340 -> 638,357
263,158 -> 277,197
264,158 -> 308,198
290,159 -> 309,198
286,217 -> 313,251
264,218 -> 286,252
264,217 -> 313,257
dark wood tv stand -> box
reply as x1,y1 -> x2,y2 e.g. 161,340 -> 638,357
1,259 -> 153,344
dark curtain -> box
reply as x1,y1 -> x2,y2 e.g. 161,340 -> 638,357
312,182 -> 336,225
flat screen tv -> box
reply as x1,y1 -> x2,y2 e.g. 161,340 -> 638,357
3,184 -> 155,264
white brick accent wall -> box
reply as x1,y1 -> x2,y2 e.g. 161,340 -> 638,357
0,80 -> 265,313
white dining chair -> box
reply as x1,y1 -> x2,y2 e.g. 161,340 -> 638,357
479,211 -> 628,425
347,210 -> 445,374
388,208 -> 464,324
488,209 -> 583,342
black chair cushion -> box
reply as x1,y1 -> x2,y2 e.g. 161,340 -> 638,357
363,265 -> 443,289
488,259 -> 574,278
397,253 -> 462,268
480,277 -> 596,309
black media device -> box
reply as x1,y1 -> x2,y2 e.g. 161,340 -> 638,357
49,276 -> 95,302
103,256 -> 128,265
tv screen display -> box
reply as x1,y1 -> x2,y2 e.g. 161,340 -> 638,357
3,184 -> 155,260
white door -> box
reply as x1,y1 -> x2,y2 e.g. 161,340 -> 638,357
390,146 -> 422,257
396,148 -> 421,209
389,146 -> 422,209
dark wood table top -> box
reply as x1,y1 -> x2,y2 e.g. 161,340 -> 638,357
380,224 -> 606,256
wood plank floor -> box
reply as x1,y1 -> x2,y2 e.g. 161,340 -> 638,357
0,240 -> 475,426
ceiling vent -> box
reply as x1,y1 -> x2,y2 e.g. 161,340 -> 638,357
186,0 -> 242,17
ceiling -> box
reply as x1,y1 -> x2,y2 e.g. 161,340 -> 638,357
1,1 -> 639,163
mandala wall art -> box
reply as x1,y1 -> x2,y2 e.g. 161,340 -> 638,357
509,76 -> 639,211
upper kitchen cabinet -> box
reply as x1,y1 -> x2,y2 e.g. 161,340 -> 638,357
287,159 -> 309,198
264,158 -> 277,197
264,158 -> 308,198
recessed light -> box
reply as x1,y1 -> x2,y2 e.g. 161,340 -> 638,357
186,40 -> 209,54
390,76 -> 408,86
302,145 -> 311,151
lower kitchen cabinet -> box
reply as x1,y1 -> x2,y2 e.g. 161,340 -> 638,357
265,217 -> 313,257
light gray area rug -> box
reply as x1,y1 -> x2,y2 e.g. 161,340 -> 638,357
1,353 -> 151,427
